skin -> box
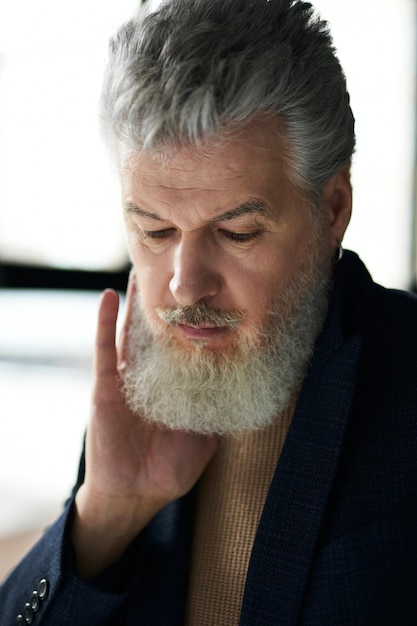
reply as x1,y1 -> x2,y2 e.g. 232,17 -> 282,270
72,120 -> 352,579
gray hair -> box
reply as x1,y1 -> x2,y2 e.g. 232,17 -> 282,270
100,0 -> 355,195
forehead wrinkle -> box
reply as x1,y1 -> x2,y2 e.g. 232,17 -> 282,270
134,152 -> 250,189
150,171 -> 247,192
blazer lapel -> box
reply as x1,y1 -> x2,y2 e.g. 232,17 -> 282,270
240,318 -> 362,625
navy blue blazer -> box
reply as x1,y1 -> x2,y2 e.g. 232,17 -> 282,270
2,252 -> 417,625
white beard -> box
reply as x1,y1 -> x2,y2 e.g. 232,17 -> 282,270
121,243 -> 332,435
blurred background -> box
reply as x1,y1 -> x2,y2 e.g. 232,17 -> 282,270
0,0 -> 416,579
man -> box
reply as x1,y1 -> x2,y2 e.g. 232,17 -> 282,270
2,0 -> 416,624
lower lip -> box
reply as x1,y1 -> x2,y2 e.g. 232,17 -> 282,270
177,324 -> 230,340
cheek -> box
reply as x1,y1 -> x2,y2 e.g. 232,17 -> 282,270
227,264 -> 280,322
133,260 -> 169,302
231,246 -> 303,324
128,251 -> 175,325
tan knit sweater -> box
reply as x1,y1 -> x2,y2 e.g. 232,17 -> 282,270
185,409 -> 293,625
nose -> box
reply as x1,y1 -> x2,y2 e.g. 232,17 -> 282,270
169,233 -> 221,305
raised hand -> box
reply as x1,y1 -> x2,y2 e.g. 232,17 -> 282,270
72,272 -> 218,579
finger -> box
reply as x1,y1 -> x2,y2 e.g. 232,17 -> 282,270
118,268 -> 138,368
94,289 -> 120,378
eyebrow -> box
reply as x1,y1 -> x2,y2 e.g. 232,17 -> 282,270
124,200 -> 273,222
124,203 -> 162,220
210,201 -> 272,223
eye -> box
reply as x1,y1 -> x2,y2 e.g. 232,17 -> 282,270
143,228 -> 175,240
221,230 -> 260,243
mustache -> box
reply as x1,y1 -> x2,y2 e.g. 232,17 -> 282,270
156,303 -> 243,329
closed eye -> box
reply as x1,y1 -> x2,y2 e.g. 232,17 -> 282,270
143,228 -> 175,239
221,230 -> 260,242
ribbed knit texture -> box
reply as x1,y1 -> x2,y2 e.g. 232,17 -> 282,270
185,409 -> 293,625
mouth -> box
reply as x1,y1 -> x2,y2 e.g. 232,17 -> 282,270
155,304 -> 244,347
176,323 -> 232,340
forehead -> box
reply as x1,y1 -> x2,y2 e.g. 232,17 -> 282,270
119,120 -> 293,190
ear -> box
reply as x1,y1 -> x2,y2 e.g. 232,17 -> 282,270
322,163 -> 352,250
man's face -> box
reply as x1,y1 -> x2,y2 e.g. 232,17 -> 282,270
119,122 -> 334,353
117,120 -> 351,434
